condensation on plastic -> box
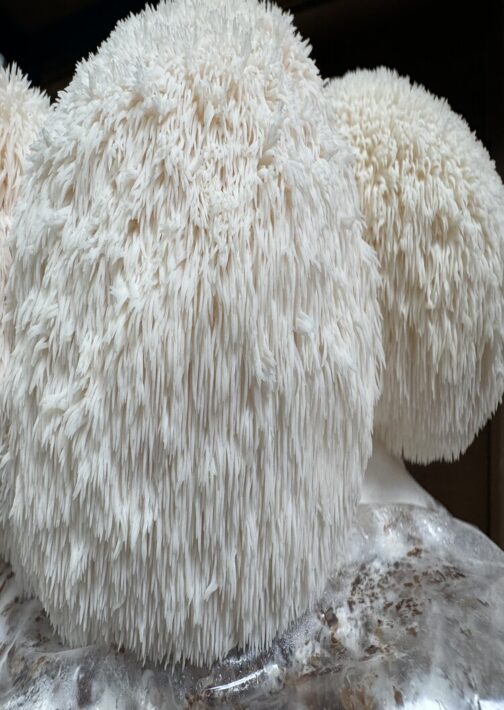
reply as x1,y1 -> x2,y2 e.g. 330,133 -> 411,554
0,504 -> 503,709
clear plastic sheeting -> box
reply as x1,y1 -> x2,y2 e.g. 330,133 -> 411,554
1,504 -> 503,709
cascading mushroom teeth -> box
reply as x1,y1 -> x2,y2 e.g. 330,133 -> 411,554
3,0 -> 382,665
326,67 -> 504,463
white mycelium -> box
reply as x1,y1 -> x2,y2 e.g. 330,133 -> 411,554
3,0 -> 382,665
326,68 -> 504,463
0,64 -> 50,560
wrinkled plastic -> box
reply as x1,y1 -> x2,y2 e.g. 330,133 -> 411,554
0,504 -> 503,709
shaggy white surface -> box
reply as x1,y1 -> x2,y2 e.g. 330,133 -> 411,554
0,65 -> 49,382
326,68 -> 504,463
0,65 -> 50,562
2,0 -> 382,666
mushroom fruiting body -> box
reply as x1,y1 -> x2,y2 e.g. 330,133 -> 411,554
0,64 -> 50,558
3,0 -> 382,665
0,64 -> 49,381
326,68 -> 504,463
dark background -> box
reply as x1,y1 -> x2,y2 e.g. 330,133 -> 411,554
1,0 -> 503,544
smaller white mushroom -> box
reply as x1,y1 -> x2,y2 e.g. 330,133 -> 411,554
0,64 -> 50,380
0,64 -> 50,561
326,67 -> 504,463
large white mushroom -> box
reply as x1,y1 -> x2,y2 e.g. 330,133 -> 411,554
326,67 -> 504,463
2,0 -> 382,665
